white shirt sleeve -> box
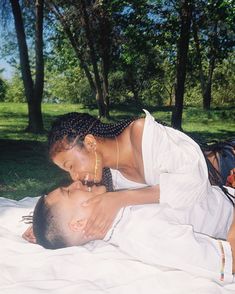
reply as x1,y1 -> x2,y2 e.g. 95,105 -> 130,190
112,216 -> 234,284
142,110 -> 210,208
159,163 -> 210,209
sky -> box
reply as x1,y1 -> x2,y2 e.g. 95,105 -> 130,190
0,15 -> 14,80
0,59 -> 13,80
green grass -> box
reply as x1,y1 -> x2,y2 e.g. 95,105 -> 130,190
0,102 -> 234,200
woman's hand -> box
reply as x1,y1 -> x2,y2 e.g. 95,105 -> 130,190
22,225 -> 37,244
82,192 -> 122,238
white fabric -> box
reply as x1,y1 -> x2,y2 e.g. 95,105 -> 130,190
106,200 -> 234,284
111,110 -> 211,209
1,193 -> 235,294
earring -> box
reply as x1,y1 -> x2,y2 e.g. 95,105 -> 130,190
94,151 -> 100,183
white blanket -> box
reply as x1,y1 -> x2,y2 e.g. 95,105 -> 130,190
0,196 -> 235,294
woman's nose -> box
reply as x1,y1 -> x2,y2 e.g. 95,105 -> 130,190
70,170 -> 79,181
68,181 -> 83,191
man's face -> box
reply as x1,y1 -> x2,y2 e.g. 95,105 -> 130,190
46,182 -> 105,224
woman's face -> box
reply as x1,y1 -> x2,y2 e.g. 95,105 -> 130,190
52,145 -> 103,184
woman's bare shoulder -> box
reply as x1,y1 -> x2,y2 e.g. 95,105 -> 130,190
129,118 -> 145,150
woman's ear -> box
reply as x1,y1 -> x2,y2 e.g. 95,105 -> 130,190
69,219 -> 87,232
84,134 -> 96,152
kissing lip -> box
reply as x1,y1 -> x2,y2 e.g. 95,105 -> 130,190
83,180 -> 94,187
82,179 -> 102,187
82,174 -> 102,186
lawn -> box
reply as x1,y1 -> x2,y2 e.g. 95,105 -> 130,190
0,102 -> 234,200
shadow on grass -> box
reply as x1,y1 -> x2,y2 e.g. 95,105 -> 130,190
0,139 -> 70,200
186,130 -> 235,143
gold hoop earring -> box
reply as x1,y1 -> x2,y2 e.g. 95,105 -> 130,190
94,151 -> 99,183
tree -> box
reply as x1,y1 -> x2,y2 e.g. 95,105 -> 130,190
46,0 -> 163,116
9,0 -> 44,133
171,0 -> 193,129
115,1 -> 163,106
192,0 -> 235,110
46,0 -> 114,117
0,74 -> 7,102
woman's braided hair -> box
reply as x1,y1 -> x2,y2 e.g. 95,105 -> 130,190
48,112 -> 135,191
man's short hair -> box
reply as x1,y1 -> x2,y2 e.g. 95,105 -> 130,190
33,195 -> 69,249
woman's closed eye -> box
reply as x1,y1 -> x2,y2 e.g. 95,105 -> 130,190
63,161 -> 73,172
65,165 -> 72,172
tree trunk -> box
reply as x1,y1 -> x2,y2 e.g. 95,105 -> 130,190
192,15 -> 206,101
100,11 -> 111,118
48,3 -> 96,96
102,71 -> 110,118
171,0 -> 193,130
10,0 -> 44,133
80,0 -> 107,118
31,0 -> 44,132
203,56 -> 215,110
192,13 -> 217,111
101,45 -> 110,117
202,22 -> 217,111
27,99 -> 44,132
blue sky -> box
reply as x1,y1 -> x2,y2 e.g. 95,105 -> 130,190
0,59 -> 13,79
0,16 -> 14,80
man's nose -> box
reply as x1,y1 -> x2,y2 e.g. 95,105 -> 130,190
68,181 -> 83,190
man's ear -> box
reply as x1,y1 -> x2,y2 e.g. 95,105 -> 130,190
68,219 -> 87,232
84,134 -> 96,152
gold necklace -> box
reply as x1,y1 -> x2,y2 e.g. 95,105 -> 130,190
115,136 -> 119,171
114,136 -> 119,189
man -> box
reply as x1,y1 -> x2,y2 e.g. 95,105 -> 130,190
32,181 -> 235,284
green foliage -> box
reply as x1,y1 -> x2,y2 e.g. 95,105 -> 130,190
4,73 -> 25,102
0,0 -> 235,111
212,54 -> 235,105
44,65 -> 94,105
44,33 -> 95,105
0,76 -> 7,101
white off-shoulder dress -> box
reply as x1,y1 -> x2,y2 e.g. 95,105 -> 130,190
108,110 -> 234,283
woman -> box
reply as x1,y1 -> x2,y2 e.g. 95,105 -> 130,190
46,109 -> 235,238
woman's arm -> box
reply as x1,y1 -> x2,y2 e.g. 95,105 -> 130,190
82,185 -> 160,237
113,185 -> 160,206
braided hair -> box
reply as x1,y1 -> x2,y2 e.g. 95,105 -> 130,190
48,112 -> 135,192
199,139 -> 235,205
